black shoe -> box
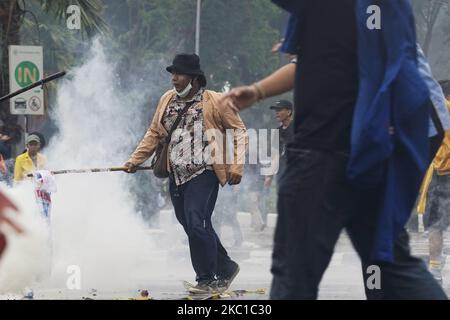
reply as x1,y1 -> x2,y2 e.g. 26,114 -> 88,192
217,263 -> 240,292
188,280 -> 218,294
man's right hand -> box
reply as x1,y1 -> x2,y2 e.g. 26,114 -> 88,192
123,162 -> 137,173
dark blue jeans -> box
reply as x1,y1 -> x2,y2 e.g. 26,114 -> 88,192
169,170 -> 236,281
270,148 -> 447,300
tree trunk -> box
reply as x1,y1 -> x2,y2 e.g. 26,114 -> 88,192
1,0 -> 21,121
1,0 -> 23,156
422,1 -> 443,56
423,24 -> 434,56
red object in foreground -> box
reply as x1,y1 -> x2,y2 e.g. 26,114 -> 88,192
0,191 -> 22,258
0,154 -> 6,174
0,233 -> 6,258
0,191 -> 17,213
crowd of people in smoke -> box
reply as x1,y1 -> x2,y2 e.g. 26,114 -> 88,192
2,0 -> 450,301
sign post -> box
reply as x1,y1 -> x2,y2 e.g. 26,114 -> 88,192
8,45 -> 44,116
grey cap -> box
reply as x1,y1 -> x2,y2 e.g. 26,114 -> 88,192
26,134 -> 41,145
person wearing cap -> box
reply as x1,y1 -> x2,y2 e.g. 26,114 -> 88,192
14,134 -> 47,183
124,53 -> 247,294
417,80 -> 450,283
264,100 -> 294,189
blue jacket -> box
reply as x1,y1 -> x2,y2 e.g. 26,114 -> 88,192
273,0 -> 430,262
416,44 -> 450,137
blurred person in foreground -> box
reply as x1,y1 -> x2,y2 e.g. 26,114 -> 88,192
220,0 -> 447,299
0,192 -> 23,260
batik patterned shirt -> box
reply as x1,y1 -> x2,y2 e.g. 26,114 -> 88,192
162,89 -> 212,186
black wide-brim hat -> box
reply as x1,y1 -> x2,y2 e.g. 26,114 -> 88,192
166,53 -> 207,87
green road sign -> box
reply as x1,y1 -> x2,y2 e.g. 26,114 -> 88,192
9,45 -> 44,115
15,61 -> 40,88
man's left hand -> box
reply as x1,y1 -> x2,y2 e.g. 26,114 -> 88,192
227,172 -> 242,185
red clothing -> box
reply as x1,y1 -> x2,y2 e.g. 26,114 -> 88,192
0,191 -> 22,258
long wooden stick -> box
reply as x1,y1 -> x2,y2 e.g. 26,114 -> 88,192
26,166 -> 152,177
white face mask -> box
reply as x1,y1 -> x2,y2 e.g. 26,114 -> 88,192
175,81 -> 192,98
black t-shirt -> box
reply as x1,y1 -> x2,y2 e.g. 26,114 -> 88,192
270,123 -> 294,177
292,0 -> 359,151
278,123 -> 294,159
278,123 -> 294,176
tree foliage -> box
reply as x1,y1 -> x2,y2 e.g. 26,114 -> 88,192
102,0 -> 283,85
0,0 -> 107,142
101,0 -> 286,129
412,0 -> 450,55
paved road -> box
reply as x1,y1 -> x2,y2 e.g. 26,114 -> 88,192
2,212 -> 449,300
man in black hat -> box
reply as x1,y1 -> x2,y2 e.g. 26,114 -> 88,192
124,54 -> 247,294
264,100 -> 294,188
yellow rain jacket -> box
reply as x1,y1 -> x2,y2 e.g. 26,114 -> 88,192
14,152 -> 47,183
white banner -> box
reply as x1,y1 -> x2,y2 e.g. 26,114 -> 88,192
9,45 -> 44,115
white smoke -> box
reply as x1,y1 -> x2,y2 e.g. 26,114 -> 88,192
0,183 -> 51,294
0,40 -> 192,296
45,41 -> 156,292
